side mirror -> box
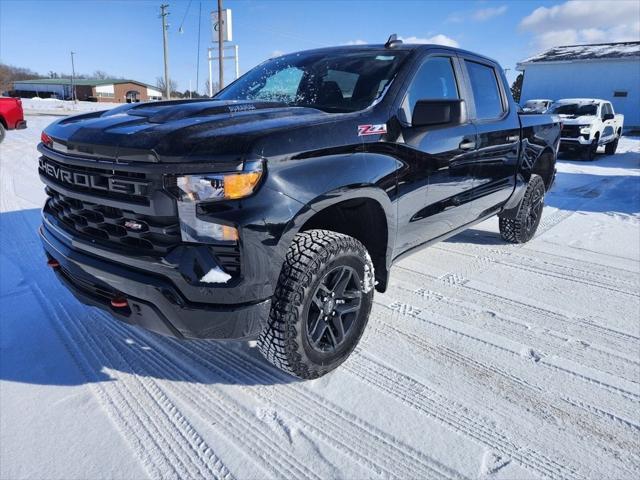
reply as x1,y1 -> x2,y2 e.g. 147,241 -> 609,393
603,113 -> 614,121
412,99 -> 466,127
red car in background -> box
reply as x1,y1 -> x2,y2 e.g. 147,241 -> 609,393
0,97 -> 27,143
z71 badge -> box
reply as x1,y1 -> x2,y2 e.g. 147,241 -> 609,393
358,124 -> 387,136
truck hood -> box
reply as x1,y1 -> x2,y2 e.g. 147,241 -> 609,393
43,99 -> 336,163
556,114 -> 596,124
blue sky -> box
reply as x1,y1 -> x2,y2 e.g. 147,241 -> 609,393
1,0 -> 638,93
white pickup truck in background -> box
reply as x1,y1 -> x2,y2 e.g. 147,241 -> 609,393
549,98 -> 624,160
522,98 -> 553,113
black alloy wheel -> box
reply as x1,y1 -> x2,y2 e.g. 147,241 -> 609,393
306,265 -> 363,353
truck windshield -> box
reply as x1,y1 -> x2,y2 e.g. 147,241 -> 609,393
550,103 -> 598,116
215,50 -> 409,113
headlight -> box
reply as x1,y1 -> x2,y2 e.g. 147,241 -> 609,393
176,160 -> 263,202
579,125 -> 591,134
174,161 -> 263,243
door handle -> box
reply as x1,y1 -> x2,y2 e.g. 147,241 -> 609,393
506,135 -> 519,142
459,139 -> 476,150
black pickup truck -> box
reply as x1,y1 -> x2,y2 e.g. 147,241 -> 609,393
39,37 -> 560,379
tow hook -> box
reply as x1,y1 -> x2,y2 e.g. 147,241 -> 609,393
110,296 -> 129,309
47,258 -> 60,269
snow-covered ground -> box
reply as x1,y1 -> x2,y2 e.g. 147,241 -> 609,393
21,98 -> 120,116
1,115 -> 639,479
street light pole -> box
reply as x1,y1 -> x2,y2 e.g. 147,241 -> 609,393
217,0 -> 224,90
160,4 -> 171,100
70,51 -> 76,103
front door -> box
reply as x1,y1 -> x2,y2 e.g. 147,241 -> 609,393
126,90 -> 141,103
394,55 -> 478,254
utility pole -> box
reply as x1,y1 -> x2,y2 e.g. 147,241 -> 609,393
160,4 -> 171,100
70,51 -> 76,103
217,0 -> 224,89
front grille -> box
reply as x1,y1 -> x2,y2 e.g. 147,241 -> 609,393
561,125 -> 581,138
46,188 -> 180,255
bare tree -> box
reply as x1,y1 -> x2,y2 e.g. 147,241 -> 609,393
93,70 -> 109,80
156,76 -> 178,98
204,79 -> 220,97
0,63 -> 46,93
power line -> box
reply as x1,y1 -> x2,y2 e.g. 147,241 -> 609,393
178,0 -> 193,33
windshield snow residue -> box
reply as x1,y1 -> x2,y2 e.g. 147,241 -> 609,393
551,103 -> 597,116
216,50 -> 409,113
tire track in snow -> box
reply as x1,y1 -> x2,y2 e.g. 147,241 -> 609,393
345,352 -> 588,480
364,319 -> 640,466
396,264 -> 640,363
380,293 -> 640,403
433,244 -> 639,296
88,315 -> 320,480
97,312 -> 465,480
30,284 -> 233,480
385,279 -> 640,382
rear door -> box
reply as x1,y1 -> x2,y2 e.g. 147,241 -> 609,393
459,57 -> 521,220
394,54 -> 478,253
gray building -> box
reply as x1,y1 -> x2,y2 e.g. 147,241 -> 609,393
517,42 -> 640,129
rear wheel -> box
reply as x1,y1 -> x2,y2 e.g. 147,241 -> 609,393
258,229 -> 374,379
0,123 -> 5,144
499,174 -> 545,244
605,136 -> 619,155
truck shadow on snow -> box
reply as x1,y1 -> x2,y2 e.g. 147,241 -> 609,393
0,208 -> 298,387
446,150 -> 640,246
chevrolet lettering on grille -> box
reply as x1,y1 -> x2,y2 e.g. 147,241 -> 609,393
38,159 -> 150,196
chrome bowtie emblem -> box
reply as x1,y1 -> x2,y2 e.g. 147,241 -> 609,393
124,220 -> 144,231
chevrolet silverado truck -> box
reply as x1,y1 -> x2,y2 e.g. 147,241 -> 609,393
39,37 -> 560,379
522,99 -> 553,114
0,97 -> 27,143
550,98 -> 624,160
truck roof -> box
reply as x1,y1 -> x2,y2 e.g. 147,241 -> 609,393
553,98 -> 607,104
278,43 -> 500,66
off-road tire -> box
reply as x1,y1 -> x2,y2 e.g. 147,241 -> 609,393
582,137 -> 598,161
0,123 -> 5,144
499,174 -> 545,244
258,229 -> 374,379
605,136 -> 619,155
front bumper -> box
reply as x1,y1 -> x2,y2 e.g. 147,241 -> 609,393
559,136 -> 591,148
40,217 -> 271,340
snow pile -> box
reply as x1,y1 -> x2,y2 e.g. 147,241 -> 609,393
200,266 -> 232,284
21,98 -> 120,115
522,41 -> 640,63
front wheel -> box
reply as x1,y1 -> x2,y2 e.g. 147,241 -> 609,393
582,138 -> 598,160
259,230 -> 374,379
499,174 -> 545,244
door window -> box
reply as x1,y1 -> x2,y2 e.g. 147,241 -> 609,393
401,57 -> 459,122
465,60 -> 504,120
